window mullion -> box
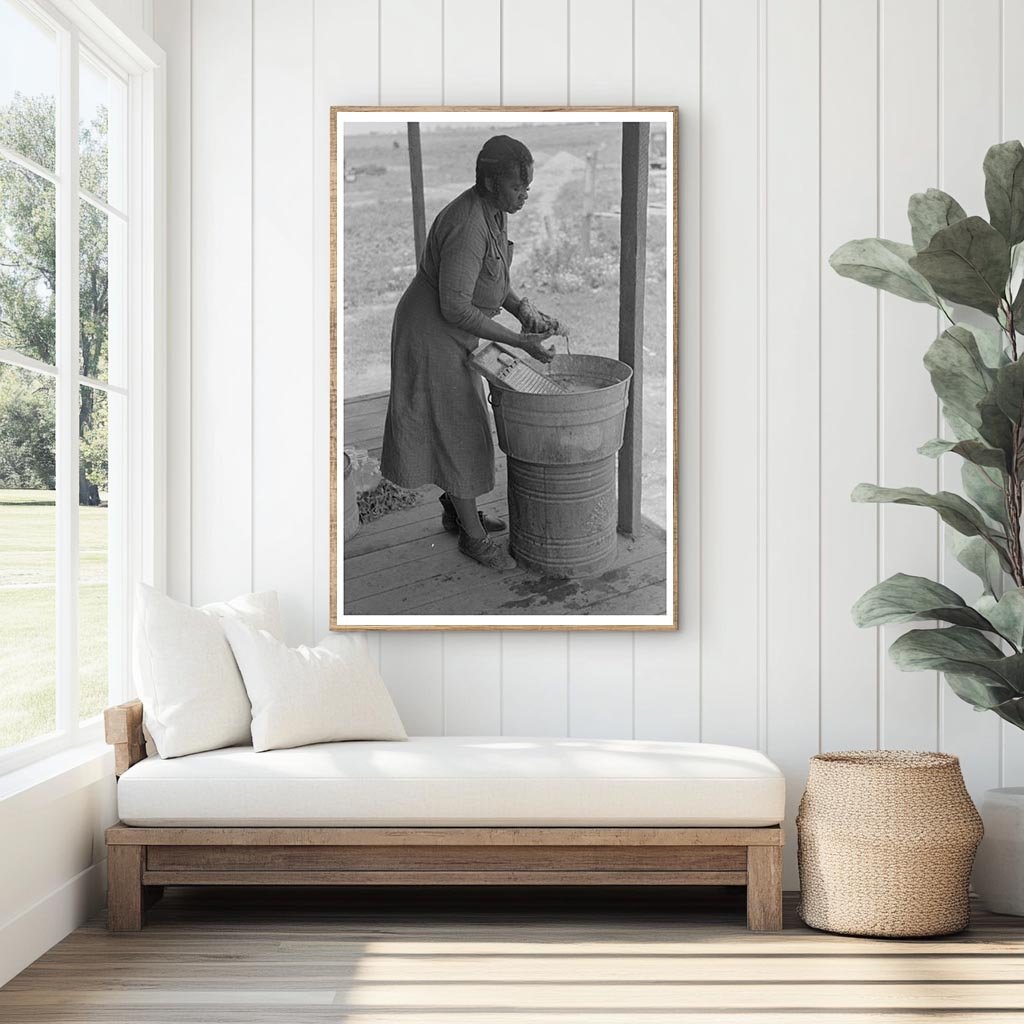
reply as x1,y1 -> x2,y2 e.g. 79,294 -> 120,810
55,23 -> 81,735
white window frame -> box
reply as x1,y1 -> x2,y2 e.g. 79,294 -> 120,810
0,0 -> 164,776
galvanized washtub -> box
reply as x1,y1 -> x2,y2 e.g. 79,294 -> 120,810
488,353 -> 633,578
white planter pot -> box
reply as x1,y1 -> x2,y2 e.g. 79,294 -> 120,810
973,787 -> 1024,916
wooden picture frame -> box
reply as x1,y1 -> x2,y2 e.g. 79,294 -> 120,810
330,107 -> 679,630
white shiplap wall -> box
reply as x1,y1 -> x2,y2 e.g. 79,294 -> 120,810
153,0 -> 1024,886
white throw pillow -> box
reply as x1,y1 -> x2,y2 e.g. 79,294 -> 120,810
222,621 -> 407,752
133,584 -> 283,758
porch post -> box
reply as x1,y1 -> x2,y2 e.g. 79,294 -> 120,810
617,122 -> 650,537
407,122 -> 426,264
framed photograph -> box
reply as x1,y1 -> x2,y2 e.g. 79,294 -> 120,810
330,107 -> 678,630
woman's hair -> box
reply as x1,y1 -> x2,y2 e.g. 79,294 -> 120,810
474,134 -> 533,196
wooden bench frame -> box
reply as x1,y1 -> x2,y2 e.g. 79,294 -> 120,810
104,700 -> 784,932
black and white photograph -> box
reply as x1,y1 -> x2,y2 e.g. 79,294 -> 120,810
331,108 -> 678,629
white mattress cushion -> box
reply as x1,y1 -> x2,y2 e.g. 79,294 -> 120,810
117,736 -> 786,827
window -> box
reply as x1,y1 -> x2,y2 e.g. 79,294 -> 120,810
0,0 -> 161,772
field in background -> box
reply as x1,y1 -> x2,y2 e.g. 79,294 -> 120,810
341,122 -> 670,527
0,489 -> 108,750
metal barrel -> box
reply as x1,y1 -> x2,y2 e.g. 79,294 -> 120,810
490,354 -> 632,578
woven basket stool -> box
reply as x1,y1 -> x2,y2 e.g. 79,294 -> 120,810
796,751 -> 983,938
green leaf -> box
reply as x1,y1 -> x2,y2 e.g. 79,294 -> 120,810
1008,242 -> 1024,324
962,461 -> 1009,527
923,325 -> 997,428
977,391 -> 1016,459
909,216 -> 1011,314
1009,241 -> 1024,300
950,533 -> 1004,597
918,437 -> 1007,470
962,463 -> 1007,526
942,407 -> 983,442
977,589 -> 1024,649
983,687 -> 1024,728
852,483 -> 1013,578
993,358 -> 1024,423
830,238 -> 944,307
967,321 -> 1011,368
984,140 -> 1024,246
944,671 -> 1024,715
889,627 -> 1024,703
908,188 -> 968,251
852,573 -> 994,630
890,624 -> 1004,668
1012,278 -> 1024,326
851,482 -> 1007,544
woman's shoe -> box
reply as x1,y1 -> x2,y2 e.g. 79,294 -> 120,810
439,493 -> 506,534
458,532 -> 517,571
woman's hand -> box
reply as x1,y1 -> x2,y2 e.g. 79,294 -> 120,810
516,296 -> 546,333
516,332 -> 556,364
517,296 -> 569,338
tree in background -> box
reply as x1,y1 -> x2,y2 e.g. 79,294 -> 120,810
0,367 -> 54,488
0,92 -> 109,503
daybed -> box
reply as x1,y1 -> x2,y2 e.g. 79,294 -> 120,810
104,699 -> 786,932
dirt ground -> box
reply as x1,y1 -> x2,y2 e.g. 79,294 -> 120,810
340,122 -> 671,528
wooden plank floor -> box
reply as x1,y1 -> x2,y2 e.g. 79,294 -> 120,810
3,887 -> 1024,1021
343,392 -> 668,617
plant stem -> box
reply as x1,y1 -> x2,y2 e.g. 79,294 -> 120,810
1006,307 -> 1024,587
1006,471 -> 1024,588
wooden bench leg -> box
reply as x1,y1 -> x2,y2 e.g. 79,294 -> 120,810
107,845 -> 145,931
746,845 -> 783,931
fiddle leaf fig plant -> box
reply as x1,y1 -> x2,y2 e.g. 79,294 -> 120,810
832,140 -> 1024,731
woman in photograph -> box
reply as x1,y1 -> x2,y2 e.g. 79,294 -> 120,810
380,134 -> 563,571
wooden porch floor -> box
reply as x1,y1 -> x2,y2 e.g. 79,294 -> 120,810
4,888 -> 1024,1021
343,392 -> 668,617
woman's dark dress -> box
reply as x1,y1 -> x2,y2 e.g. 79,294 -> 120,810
380,186 -> 512,499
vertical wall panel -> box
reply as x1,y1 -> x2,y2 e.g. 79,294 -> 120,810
568,0 -> 632,103
565,0 -> 637,730
189,0 -> 253,605
819,0 -> 879,754
92,0 -> 147,32
496,0 -> 572,734
445,638 -> 502,734
632,0 -> 700,742
440,0 -> 504,735
380,633 -> 445,734
443,0 -> 501,105
364,631 -> 381,667
153,0 -> 190,604
162,0 -> 1020,895
253,0 -> 316,646
502,633 -> 569,735
381,0 -> 443,105
764,0 -> 821,883
502,0 -> 568,104
1002,0 -> 1024,786
699,0 -> 760,749
314,0 -> 379,105
938,0 -> 1002,794
568,634 -> 634,738
376,0 -> 447,723
312,0 -> 380,647
878,0 -> 941,751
